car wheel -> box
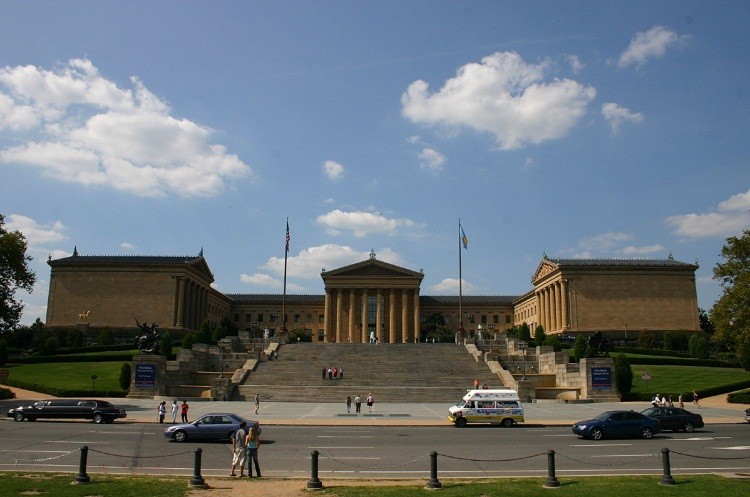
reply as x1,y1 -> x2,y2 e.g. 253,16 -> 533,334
641,427 -> 654,439
455,417 -> 467,428
13,412 -> 24,422
501,418 -> 513,428
174,430 -> 188,443
589,428 -> 603,440
93,414 -> 104,424
683,422 -> 695,433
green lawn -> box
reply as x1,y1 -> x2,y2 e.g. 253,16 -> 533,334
0,473 -> 746,497
630,364 -> 750,397
5,361 -> 128,393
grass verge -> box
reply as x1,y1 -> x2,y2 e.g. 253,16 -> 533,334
4,361 -> 127,393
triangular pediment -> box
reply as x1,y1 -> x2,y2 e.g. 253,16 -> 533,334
531,259 -> 559,284
187,257 -> 215,283
322,259 -> 424,280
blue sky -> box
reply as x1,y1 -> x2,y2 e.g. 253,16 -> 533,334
2,2 -> 749,325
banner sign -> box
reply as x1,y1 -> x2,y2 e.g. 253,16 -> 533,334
134,363 -> 156,388
591,367 -> 612,389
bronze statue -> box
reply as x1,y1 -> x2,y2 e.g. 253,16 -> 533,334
586,331 -> 610,357
132,315 -> 161,354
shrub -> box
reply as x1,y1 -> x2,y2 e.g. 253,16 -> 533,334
0,339 -> 7,366
637,331 -> 656,349
119,362 -> 131,391
289,328 -> 312,342
689,333 -> 710,359
0,386 -> 15,399
181,332 -> 195,349
573,335 -> 587,362
97,327 -> 115,346
614,354 -> 633,397
160,332 -> 173,357
543,335 -> 562,352
534,326 -> 546,347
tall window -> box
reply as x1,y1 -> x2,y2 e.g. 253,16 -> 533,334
307,313 -> 313,323
481,315 -> 487,324
257,313 -> 264,322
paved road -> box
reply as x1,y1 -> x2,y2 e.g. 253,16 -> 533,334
1,421 -> 749,478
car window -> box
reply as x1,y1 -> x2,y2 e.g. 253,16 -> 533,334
625,412 -> 642,420
609,412 -> 626,421
217,416 -> 232,424
478,401 -> 494,409
33,401 -> 48,408
78,401 -> 96,407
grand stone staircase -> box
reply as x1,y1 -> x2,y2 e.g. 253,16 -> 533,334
234,343 -> 497,403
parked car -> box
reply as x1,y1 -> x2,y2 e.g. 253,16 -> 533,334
7,399 -> 127,424
572,410 -> 661,440
164,413 -> 260,443
641,406 -> 704,432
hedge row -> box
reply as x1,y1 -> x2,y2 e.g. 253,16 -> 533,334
612,347 -> 693,358
622,379 -> 750,402
625,356 -> 739,368
1,377 -> 127,398
55,344 -> 136,354
16,354 -> 136,364
727,390 -> 750,404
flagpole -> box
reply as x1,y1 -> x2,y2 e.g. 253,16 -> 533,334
281,218 -> 289,339
457,219 -> 465,344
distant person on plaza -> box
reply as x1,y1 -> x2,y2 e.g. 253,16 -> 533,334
370,331 -> 376,344
367,392 -> 374,413
181,400 -> 189,422
482,383 -> 489,389
333,367 -> 338,379
339,366 -> 344,379
254,393 -> 260,414
230,421 -> 248,477
346,395 -> 352,413
328,367 -> 333,379
693,390 -> 700,406
667,395 -> 673,407
354,394 -> 362,413
157,401 -> 166,424
652,394 -> 661,408
473,378 -> 480,389
678,393 -> 684,409
245,425 -> 262,478
322,367 -> 326,380
171,400 -> 178,423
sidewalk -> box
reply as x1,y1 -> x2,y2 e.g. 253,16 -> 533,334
3,385 -> 747,426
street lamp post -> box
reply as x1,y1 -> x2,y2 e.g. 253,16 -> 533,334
249,322 -> 259,351
218,339 -> 230,378
519,341 -> 528,380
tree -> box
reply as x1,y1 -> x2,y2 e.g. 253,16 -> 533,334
0,338 -> 7,366
689,332 -> 709,360
0,214 -> 37,333
160,331 -> 173,358
698,308 -> 714,336
518,322 -> 531,343
614,354 -> 633,398
711,229 -> 750,368
533,325 -> 546,347
573,335 -> 587,363
194,320 -> 211,344
119,363 -> 132,391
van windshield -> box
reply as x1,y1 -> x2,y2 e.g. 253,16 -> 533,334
457,400 -> 467,408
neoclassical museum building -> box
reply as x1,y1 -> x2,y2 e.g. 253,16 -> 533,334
45,249 -> 701,341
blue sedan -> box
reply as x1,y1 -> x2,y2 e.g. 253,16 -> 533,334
572,410 -> 661,440
164,413 -> 260,443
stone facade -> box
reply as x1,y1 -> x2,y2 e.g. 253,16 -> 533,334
46,251 -> 701,339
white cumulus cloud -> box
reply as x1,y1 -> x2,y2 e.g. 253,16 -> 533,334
6,214 -> 67,246
401,51 -> 596,150
0,58 -> 251,197
666,189 -> 750,238
602,103 -> 644,132
428,277 -> 476,294
618,26 -> 690,69
317,209 -> 417,237
322,160 -> 345,180
418,147 -> 446,171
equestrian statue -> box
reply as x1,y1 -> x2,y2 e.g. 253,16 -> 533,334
132,315 -> 161,354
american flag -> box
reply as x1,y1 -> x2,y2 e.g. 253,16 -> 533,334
285,220 -> 290,253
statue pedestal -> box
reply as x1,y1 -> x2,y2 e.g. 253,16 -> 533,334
128,354 -> 167,398
580,358 -> 620,402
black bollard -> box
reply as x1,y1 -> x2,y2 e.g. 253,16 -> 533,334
189,448 -> 208,488
307,450 -> 324,490
74,445 -> 90,484
659,448 -> 676,486
425,451 -> 442,490
544,449 -> 560,488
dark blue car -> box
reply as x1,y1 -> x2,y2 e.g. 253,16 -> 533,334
572,410 -> 661,440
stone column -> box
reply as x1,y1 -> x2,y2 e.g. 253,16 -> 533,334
376,289 -> 383,343
413,288 -> 420,342
546,287 -> 553,333
537,290 -> 544,331
401,289 -> 409,343
176,277 -> 185,328
348,289 -> 356,343
323,290 -> 331,342
561,279 -> 569,330
361,289 -> 368,342
186,281 -> 194,330
389,290 -> 396,343
336,289 -> 343,343
555,282 -> 562,332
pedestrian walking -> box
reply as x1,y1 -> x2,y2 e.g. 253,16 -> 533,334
181,400 -> 189,422
157,401 -> 166,424
678,393 -> 684,409
354,394 -> 362,413
230,421 -> 248,477
339,366 -> 344,380
322,367 -> 326,380
346,395 -> 352,413
171,400 -> 178,423
245,425 -> 262,478
254,393 -> 260,414
328,367 -> 333,379
692,390 -> 700,407
366,392 -> 374,413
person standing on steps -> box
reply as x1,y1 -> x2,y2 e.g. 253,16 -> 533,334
346,395 -> 352,413
366,392 -> 374,413
354,394 -> 362,414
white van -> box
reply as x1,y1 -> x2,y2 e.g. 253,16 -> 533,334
448,389 -> 524,427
